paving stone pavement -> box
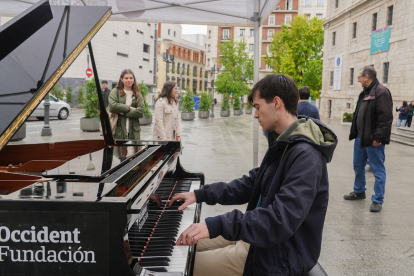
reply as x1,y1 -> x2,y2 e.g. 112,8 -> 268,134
10,108 -> 414,275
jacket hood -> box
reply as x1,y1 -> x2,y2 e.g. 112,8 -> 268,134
270,116 -> 337,163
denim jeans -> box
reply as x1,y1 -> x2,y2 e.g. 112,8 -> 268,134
353,137 -> 386,203
397,119 -> 407,127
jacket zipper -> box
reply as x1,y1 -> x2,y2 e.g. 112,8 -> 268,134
276,243 -> 289,270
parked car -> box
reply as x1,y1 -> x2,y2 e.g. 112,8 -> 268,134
31,94 -> 71,120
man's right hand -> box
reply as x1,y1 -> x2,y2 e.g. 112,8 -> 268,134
169,192 -> 196,211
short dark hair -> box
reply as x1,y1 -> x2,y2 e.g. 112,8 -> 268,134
361,66 -> 376,80
101,80 -> 108,84
298,86 -> 310,100
248,74 -> 299,117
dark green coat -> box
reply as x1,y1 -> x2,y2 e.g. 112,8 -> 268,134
108,88 -> 144,139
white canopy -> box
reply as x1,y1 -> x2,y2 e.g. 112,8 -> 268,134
0,0 -> 278,26
0,0 -> 281,166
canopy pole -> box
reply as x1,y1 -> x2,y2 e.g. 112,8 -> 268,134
252,1 -> 260,167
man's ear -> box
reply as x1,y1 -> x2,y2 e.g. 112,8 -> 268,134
273,96 -> 282,110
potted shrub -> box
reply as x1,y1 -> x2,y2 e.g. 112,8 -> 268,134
220,94 -> 231,117
66,85 -> 74,107
77,86 -> 85,108
245,101 -> 253,114
233,96 -> 242,116
198,91 -> 212,119
138,81 -> 152,125
181,86 -> 195,121
341,111 -> 353,125
80,78 -> 100,132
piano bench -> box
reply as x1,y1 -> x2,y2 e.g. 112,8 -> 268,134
307,262 -> 327,276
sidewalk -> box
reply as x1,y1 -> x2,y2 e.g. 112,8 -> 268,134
9,110 -> 414,275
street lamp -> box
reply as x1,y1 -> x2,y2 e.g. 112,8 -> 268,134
162,39 -> 174,83
241,67 -> 246,114
210,57 -> 220,118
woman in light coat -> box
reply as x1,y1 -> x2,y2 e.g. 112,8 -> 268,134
153,81 -> 181,141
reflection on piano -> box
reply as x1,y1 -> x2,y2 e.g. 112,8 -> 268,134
0,1 -> 203,275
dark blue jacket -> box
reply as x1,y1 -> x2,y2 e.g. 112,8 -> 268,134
397,106 -> 409,120
298,101 -> 320,120
195,117 -> 337,275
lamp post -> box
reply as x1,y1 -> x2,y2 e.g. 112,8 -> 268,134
241,67 -> 246,115
162,39 -> 174,83
210,57 -> 220,118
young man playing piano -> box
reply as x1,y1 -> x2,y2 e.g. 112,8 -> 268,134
170,74 -> 338,276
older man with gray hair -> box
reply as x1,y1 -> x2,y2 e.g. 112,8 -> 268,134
344,66 -> 393,212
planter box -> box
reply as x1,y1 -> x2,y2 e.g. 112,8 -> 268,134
80,117 -> 100,132
233,110 -> 241,116
245,109 -> 253,114
341,111 -> 353,126
10,123 -> 26,141
198,110 -> 210,119
140,115 -> 152,125
181,112 -> 195,121
220,110 -> 230,117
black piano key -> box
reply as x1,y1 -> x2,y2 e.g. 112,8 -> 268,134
146,267 -> 168,272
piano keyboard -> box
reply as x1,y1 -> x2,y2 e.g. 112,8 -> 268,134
128,179 -> 201,275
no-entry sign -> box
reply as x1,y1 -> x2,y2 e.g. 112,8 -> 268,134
86,68 -> 93,78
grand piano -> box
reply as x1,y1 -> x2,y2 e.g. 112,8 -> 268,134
0,1 -> 203,275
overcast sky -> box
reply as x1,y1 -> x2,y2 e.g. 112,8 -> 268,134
181,24 -> 207,35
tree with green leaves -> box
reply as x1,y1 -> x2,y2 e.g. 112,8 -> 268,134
264,15 -> 324,99
77,86 -> 85,106
215,38 -> 253,100
199,91 -> 212,111
50,83 -> 62,100
221,94 -> 230,111
66,85 -> 73,103
83,78 -> 99,118
138,80 -> 152,116
233,96 -> 241,111
182,86 -> 195,112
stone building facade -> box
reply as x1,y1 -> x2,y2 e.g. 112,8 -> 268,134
320,0 -> 414,121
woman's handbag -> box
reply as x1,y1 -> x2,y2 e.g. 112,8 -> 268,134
109,111 -> 118,134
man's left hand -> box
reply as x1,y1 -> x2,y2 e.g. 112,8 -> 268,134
373,140 -> 381,147
176,222 -> 209,246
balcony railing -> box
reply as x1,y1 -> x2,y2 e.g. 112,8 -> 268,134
220,36 -> 230,41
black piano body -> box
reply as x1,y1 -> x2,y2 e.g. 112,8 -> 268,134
0,1 -> 204,275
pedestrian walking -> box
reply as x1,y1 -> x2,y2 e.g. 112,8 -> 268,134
406,101 -> 413,128
98,80 -> 111,112
297,86 -> 320,120
396,101 -> 409,128
344,66 -> 393,212
153,81 -> 181,141
169,74 -> 338,275
108,69 -> 144,140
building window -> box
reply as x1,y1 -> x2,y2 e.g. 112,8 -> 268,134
147,23 -> 151,27
316,14 -> 323,19
137,30 -> 143,34
208,30 -> 211,38
125,30 -> 129,35
268,15 -> 275,25
168,29 -> 171,35
286,0 -> 293,10
143,58 -> 150,62
335,0 -> 339,9
150,70 -> 152,73
304,0 -> 311,7
268,29 -> 274,40
223,29 -> 229,39
330,71 -> 334,86
317,0 -> 324,6
240,29 -> 245,36
387,5 -> 393,26
346,103 -> 351,109
383,62 -> 389,83
117,52 -> 128,58
174,31 -> 176,37
352,22 -> 357,39
250,29 -> 254,36
266,64 -> 272,70
143,44 -> 150,53
332,32 -> 336,46
285,14 -> 292,25
267,44 -> 272,54
249,44 -> 254,51
207,59 -> 210,66
113,33 -> 117,37
208,45 -> 211,52
350,68 -> 354,85
305,14 -> 311,19
150,35 -> 153,38
372,13 -> 377,31
139,66 -> 143,69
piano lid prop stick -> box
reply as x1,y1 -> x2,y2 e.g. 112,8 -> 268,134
137,177 -> 180,265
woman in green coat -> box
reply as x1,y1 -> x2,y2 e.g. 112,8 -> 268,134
108,69 -> 144,139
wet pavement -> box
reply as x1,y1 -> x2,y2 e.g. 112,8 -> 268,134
10,107 -> 414,275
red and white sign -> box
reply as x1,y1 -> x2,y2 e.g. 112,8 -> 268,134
86,68 -> 93,78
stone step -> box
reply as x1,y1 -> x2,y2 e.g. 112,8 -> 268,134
391,131 -> 414,143
390,137 -> 414,147
397,127 -> 414,135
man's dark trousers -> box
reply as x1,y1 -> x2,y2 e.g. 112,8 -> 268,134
353,137 -> 386,203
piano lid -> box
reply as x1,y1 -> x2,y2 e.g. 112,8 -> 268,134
0,1 -> 111,152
